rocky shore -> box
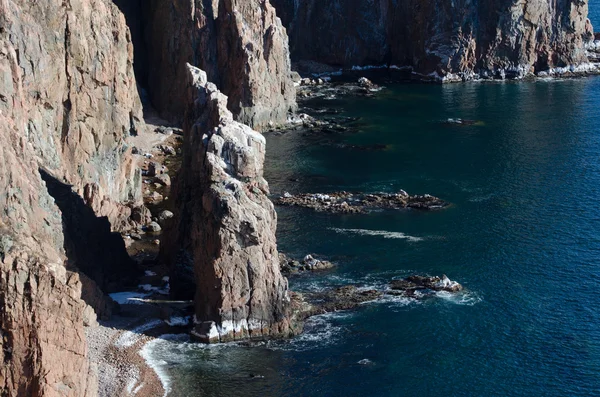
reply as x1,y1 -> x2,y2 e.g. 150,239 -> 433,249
276,191 -> 449,213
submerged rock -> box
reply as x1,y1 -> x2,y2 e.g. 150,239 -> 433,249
389,275 -> 463,297
276,191 -> 448,213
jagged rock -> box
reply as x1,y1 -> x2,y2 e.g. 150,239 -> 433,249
149,191 -> 164,203
160,65 -> 293,343
155,173 -> 171,187
358,77 -> 375,88
144,0 -> 297,130
130,205 -> 152,225
389,275 -> 463,297
147,161 -> 162,177
155,126 -> 173,135
279,253 -> 335,274
276,191 -> 448,213
147,222 -> 162,233
157,210 -> 174,225
160,145 -> 177,156
272,0 -> 595,80
0,0 -> 144,392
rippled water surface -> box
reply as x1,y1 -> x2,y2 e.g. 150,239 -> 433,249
152,76 -> 600,396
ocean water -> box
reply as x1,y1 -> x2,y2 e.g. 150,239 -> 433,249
591,0 -> 600,28
148,79 -> 600,395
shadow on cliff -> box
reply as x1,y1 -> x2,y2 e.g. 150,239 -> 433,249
39,169 -> 139,295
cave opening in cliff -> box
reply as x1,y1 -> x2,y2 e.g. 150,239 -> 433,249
112,0 -> 153,109
38,169 -> 139,294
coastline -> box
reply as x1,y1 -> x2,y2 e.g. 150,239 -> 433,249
85,310 -> 167,397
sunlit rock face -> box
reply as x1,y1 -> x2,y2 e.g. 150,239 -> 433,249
161,65 -> 293,343
144,0 -> 297,130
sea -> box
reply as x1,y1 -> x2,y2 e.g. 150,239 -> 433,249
145,7 -> 600,396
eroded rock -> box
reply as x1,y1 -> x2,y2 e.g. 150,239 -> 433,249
145,0 -> 297,130
279,253 -> 335,274
160,65 -> 293,343
272,0 -> 595,80
276,191 -> 448,213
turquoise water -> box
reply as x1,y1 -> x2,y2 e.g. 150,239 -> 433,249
150,77 -> 600,396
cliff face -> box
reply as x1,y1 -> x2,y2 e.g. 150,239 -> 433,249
0,0 -> 143,394
144,0 -> 297,130
161,65 -> 292,343
272,0 -> 594,79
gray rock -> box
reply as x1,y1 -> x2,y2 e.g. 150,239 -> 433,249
147,222 -> 162,233
155,174 -> 171,187
271,0 -> 594,80
157,210 -> 174,224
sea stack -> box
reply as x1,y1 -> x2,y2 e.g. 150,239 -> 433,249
161,65 -> 293,343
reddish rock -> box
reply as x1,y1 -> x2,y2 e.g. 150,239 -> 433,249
0,0 -> 144,394
144,0 -> 297,130
161,66 -> 293,343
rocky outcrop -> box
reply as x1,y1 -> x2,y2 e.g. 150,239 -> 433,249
276,191 -> 448,213
0,0 -> 145,394
0,252 -> 98,397
1,0 -> 144,229
272,0 -> 595,80
144,0 -> 297,130
161,65 -> 293,343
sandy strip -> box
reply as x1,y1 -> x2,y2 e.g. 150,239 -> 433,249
86,316 -> 166,397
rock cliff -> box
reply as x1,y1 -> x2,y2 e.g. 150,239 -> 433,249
0,0 -> 143,394
160,65 -> 293,343
272,0 -> 595,80
143,0 -> 297,130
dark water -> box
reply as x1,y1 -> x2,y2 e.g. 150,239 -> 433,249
149,77 -> 600,396
591,0 -> 600,28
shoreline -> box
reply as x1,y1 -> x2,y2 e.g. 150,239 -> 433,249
85,300 -> 191,397
85,313 -> 166,397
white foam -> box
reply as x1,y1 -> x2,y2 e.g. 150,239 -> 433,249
140,339 -> 171,397
268,312 -> 351,352
351,64 -> 387,71
109,291 -> 151,305
331,228 -> 423,242
114,320 -> 163,349
435,290 -> 482,306
144,271 -> 157,276
125,369 -> 139,394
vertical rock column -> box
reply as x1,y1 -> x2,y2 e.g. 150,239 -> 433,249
163,65 -> 292,343
145,0 -> 297,130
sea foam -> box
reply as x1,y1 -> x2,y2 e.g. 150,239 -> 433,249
331,228 -> 423,242
140,338 -> 173,397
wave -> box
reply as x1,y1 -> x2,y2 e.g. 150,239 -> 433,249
267,312 -> 352,352
140,337 -> 172,397
435,290 -> 483,306
114,319 -> 163,349
330,228 -> 423,242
